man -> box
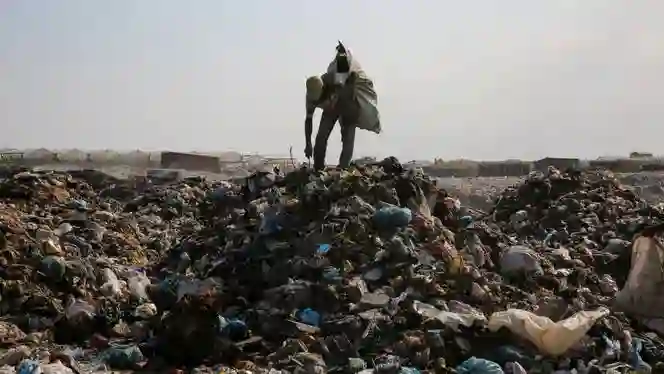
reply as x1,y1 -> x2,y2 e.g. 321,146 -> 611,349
304,71 -> 359,170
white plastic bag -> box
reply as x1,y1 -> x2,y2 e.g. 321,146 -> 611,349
100,268 -> 122,297
487,307 -> 609,356
127,271 -> 151,300
65,299 -> 95,320
134,303 -> 157,319
40,362 -> 73,374
500,246 -> 543,275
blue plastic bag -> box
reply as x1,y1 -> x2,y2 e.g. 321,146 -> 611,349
459,215 -> 474,228
317,243 -> 331,254
373,206 -> 412,229
259,210 -> 282,235
322,266 -> 343,283
298,308 -> 321,326
104,345 -> 144,369
629,338 -> 652,373
17,360 -> 40,374
219,316 -> 249,340
456,357 -> 504,374
40,255 -> 66,280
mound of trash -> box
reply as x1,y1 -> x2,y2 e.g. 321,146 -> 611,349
0,160 -> 663,373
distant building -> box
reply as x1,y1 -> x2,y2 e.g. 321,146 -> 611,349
216,152 -> 243,163
641,162 -> 664,171
160,151 -> 220,173
590,152 -> 657,172
589,158 -> 644,173
478,160 -> 532,177
533,157 -> 581,172
630,151 -> 654,159
422,165 -> 478,178
0,151 -> 24,162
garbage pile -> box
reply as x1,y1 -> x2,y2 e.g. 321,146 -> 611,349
438,177 -> 520,213
616,172 -> 664,204
0,162 -> 663,373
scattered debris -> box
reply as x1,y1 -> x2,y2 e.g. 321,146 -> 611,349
0,162 -> 661,373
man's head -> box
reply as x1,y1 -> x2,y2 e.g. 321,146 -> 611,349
306,76 -> 324,102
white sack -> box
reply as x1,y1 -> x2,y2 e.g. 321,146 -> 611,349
327,50 -> 381,134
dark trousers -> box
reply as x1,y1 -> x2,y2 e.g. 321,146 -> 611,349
313,109 -> 356,170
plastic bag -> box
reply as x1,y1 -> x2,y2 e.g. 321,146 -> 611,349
17,360 -> 40,374
127,271 -> 151,300
100,268 -> 122,297
40,256 -> 66,280
487,307 -> 609,356
500,246 -> 543,275
65,298 -> 95,320
615,235 -> 664,318
373,205 -> 412,229
0,365 -> 16,374
456,357 -> 504,374
413,300 -> 486,331
40,362 -> 73,374
134,303 -> 157,319
298,308 -> 321,326
604,238 -> 630,254
103,345 -> 144,369
259,207 -> 282,235
17,361 -> 73,374
629,339 -> 652,374
505,362 -> 527,374
87,221 -> 106,242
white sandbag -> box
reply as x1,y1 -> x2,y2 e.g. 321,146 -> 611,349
615,235 -> 664,318
327,49 -> 381,134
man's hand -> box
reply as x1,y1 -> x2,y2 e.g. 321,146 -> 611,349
304,142 -> 313,159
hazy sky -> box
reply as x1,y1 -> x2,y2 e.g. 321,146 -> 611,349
1,1 -> 663,161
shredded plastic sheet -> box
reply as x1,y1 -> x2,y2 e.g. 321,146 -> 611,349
413,300 -> 486,331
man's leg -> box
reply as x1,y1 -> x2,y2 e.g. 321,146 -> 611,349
313,110 -> 338,170
336,79 -> 359,169
338,120 -> 356,168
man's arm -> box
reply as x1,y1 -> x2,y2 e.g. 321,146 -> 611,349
305,101 -> 315,145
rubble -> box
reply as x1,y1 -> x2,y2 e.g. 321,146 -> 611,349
0,162 -> 662,372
